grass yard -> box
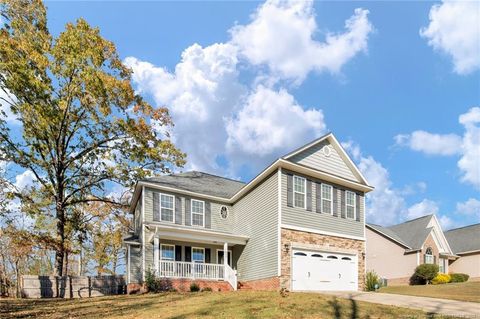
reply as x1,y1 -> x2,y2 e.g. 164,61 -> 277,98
379,281 -> 480,303
0,290 -> 450,319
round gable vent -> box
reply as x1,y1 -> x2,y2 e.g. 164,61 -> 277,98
322,145 -> 331,157
220,206 -> 228,219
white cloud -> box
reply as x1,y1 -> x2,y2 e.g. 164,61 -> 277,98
438,214 -> 456,230
231,1 -> 373,82
126,0 -> 371,176
344,141 -> 444,226
455,198 -> 480,220
14,170 -> 36,190
395,107 -> 480,189
420,0 -> 480,75
226,85 -> 325,164
394,131 -> 462,156
406,199 -> 439,220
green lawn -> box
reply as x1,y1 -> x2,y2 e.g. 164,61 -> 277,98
379,281 -> 480,303
0,290 -> 452,319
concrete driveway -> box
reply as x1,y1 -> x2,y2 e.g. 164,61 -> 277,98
321,291 -> 480,317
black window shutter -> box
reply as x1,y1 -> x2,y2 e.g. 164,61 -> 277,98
185,246 -> 191,262
185,198 -> 191,226
340,189 -> 346,218
355,193 -> 361,221
424,254 -> 426,264
175,245 -> 182,261
287,174 -> 293,207
333,187 -> 338,216
316,183 -> 322,213
306,180 -> 312,211
205,202 -> 211,229
153,192 -> 160,221
175,196 -> 182,225
205,248 -> 211,264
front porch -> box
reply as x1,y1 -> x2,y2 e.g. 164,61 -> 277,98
147,224 -> 249,290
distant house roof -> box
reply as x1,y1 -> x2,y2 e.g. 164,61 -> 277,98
140,171 -> 246,200
445,223 -> 480,254
366,223 -> 411,248
387,215 -> 433,250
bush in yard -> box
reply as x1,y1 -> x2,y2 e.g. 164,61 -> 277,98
450,273 -> 470,283
145,269 -> 174,293
365,271 -> 380,291
431,273 -> 451,285
190,282 -> 200,292
411,264 -> 439,285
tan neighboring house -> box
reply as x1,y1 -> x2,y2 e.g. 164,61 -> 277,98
445,224 -> 480,280
124,133 -> 374,292
366,215 -> 456,285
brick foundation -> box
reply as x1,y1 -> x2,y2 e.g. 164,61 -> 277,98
280,228 -> 366,291
239,277 -> 280,291
169,279 -> 233,292
127,283 -> 146,294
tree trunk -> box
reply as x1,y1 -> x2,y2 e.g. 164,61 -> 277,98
15,261 -> 20,298
54,202 -> 66,277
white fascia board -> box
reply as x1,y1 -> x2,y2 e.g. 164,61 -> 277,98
279,159 -> 374,193
431,215 -> 454,254
277,167 -> 282,276
281,224 -> 365,241
147,223 -> 249,246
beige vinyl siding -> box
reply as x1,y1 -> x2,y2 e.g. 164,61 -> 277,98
143,187 -> 234,233
129,245 -> 142,283
281,171 -> 364,238
289,140 -> 359,182
232,172 -> 278,281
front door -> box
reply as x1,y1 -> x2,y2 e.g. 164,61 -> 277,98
217,250 -> 232,267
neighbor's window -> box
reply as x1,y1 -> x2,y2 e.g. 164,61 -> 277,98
425,247 -> 434,264
160,194 -> 174,222
192,247 -> 205,263
161,244 -> 175,260
293,175 -> 306,208
346,191 -> 356,219
191,199 -> 205,227
321,184 -> 333,214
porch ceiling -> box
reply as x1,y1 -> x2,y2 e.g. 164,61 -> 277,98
146,224 -> 249,246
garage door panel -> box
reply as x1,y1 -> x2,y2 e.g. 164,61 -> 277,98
292,249 -> 358,291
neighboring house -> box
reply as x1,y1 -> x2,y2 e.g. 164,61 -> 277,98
123,133 -> 374,292
366,215 -> 457,285
445,224 -> 480,280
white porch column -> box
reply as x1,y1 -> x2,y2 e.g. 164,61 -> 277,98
154,237 -> 159,275
223,242 -> 228,268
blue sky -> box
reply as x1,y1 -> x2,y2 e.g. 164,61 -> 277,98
4,1 -> 479,229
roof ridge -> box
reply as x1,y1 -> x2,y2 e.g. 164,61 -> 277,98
388,214 -> 433,228
175,170 -> 246,184
445,223 -> 480,232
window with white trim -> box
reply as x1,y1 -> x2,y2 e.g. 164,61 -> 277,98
425,247 -> 434,264
321,184 -> 333,214
192,247 -> 205,263
346,191 -> 356,219
191,199 -> 205,227
293,176 -> 306,208
160,244 -> 175,260
160,194 -> 174,222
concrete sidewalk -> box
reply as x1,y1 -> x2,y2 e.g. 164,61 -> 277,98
322,291 -> 480,317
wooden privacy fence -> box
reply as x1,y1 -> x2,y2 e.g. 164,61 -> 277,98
21,275 -> 126,299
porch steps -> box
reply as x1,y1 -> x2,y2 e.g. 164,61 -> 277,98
237,282 -> 253,290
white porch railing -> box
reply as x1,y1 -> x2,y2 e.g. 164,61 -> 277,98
224,264 -> 237,291
159,260 -> 231,282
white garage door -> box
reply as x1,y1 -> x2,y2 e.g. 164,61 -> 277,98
292,249 -> 358,291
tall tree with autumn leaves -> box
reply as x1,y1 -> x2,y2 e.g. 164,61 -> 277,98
0,0 -> 185,276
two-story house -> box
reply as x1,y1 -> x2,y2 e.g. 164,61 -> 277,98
124,133 -> 374,292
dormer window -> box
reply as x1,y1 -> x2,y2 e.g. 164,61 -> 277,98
293,175 -> 306,209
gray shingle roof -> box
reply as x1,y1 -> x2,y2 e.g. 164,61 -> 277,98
445,223 -> 480,254
141,171 -> 246,199
387,215 -> 433,250
367,223 -> 411,248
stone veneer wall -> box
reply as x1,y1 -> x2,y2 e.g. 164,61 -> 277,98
280,228 -> 365,291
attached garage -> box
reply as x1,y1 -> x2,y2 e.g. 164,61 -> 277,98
291,249 -> 358,291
